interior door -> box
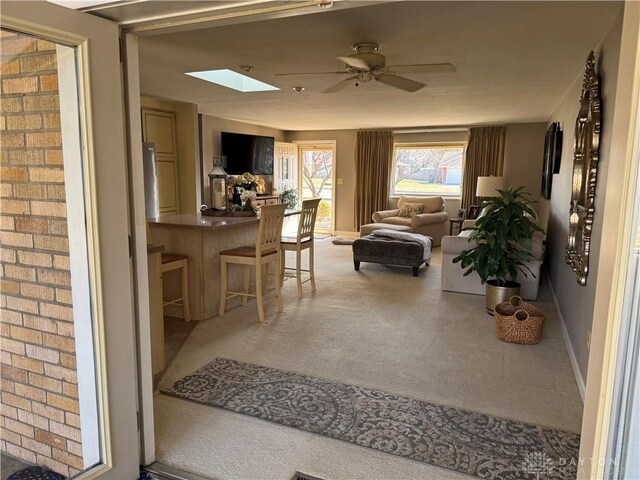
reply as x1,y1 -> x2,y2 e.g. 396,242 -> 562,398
1,3 -> 139,479
274,142 -> 298,194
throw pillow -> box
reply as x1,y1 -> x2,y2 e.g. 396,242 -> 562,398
399,202 -> 424,218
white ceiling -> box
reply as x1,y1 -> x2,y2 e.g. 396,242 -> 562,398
137,1 -> 622,131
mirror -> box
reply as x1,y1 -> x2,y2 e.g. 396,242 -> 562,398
565,51 -> 601,286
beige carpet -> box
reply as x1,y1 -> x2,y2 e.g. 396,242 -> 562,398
154,240 -> 583,480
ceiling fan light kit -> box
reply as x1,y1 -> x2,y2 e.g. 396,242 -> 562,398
275,42 -> 455,93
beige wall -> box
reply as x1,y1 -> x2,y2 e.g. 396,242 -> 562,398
393,131 -> 469,145
200,115 -> 285,203
503,123 -> 547,216
545,12 -> 623,389
140,96 -> 200,213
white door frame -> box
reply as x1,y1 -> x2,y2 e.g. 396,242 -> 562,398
579,2 -> 640,478
1,3 -> 140,479
122,33 -> 156,466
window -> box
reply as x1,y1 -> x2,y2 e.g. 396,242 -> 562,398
392,145 -> 465,197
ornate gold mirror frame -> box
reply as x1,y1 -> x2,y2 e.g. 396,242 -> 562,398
565,51 -> 602,286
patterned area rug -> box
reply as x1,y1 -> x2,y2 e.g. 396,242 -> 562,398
161,358 -> 580,480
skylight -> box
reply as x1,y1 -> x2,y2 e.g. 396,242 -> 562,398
185,69 -> 279,92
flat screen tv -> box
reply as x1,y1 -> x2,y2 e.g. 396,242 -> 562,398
221,132 -> 274,175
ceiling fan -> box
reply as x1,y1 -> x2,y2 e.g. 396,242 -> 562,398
275,43 -> 455,93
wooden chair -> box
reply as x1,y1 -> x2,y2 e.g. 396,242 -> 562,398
161,253 -> 190,322
280,198 -> 321,298
219,203 -> 287,322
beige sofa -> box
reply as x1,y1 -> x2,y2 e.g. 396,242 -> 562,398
371,196 -> 449,246
441,229 -> 544,300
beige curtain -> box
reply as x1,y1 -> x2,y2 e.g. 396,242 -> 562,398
354,130 -> 394,230
460,126 -> 507,211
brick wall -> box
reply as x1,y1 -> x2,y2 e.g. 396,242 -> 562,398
1,29 -> 84,476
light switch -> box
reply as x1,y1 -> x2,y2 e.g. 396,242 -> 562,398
337,178 -> 343,185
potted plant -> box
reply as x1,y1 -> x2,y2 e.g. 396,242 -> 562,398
453,187 -> 545,315
278,188 -> 298,209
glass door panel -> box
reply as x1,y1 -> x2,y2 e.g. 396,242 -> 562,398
0,26 -> 104,478
1,3 -> 139,479
299,146 -> 334,234
608,183 -> 640,479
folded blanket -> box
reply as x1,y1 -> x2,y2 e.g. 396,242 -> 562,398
371,229 -> 432,264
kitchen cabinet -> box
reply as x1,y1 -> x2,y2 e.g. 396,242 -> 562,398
253,195 -> 279,207
142,108 -> 180,215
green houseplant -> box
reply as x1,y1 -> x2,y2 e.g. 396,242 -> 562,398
453,187 -> 545,314
278,188 -> 298,209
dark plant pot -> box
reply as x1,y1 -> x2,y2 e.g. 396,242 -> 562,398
486,279 -> 521,316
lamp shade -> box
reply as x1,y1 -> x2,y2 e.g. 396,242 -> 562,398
476,176 -> 506,197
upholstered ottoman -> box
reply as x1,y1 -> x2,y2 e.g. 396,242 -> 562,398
352,234 -> 430,277
360,223 -> 413,237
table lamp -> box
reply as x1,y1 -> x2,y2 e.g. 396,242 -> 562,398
476,176 -> 506,201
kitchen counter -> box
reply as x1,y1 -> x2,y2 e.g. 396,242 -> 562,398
148,214 -> 259,321
146,244 -> 165,374
148,213 -> 258,231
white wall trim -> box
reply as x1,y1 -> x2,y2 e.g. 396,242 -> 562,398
57,43 -> 101,468
123,33 -> 156,466
547,274 -> 586,400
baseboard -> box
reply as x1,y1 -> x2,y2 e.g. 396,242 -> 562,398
546,275 -> 586,400
334,230 -> 360,239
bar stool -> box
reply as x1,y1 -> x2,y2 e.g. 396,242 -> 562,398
161,253 -> 190,322
219,203 -> 287,322
280,198 -> 321,298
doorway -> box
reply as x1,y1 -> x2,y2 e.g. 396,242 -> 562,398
297,143 -> 335,235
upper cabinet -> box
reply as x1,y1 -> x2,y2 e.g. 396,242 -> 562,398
142,108 -> 180,215
143,110 -> 177,155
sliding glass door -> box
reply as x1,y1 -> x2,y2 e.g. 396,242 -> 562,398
607,165 -> 640,479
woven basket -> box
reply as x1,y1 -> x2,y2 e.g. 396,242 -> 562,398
494,296 -> 545,345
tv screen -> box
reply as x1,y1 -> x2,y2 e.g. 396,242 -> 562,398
221,132 -> 274,175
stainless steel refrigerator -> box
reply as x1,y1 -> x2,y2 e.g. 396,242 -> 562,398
142,142 -> 160,218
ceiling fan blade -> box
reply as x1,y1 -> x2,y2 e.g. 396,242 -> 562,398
375,73 -> 425,92
336,55 -> 370,70
385,63 -> 456,74
324,76 -> 358,93
275,71 -> 348,76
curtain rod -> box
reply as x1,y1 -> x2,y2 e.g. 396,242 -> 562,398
392,127 -> 470,134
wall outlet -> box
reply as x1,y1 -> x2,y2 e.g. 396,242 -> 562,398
587,328 -> 592,349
